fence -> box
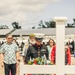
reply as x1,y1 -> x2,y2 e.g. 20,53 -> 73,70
20,17 -> 75,75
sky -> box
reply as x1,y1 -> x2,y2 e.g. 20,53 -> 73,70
0,0 -> 75,29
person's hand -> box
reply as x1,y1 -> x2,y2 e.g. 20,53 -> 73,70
16,60 -> 20,67
1,62 -> 4,68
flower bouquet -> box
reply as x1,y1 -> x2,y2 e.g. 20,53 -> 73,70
27,55 -> 54,65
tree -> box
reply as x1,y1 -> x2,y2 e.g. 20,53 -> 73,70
38,20 -> 56,28
12,22 -> 21,29
66,23 -> 74,28
31,20 -> 56,29
44,21 -> 50,28
45,20 -> 56,28
73,19 -> 75,22
66,18 -> 75,28
38,20 -> 46,28
50,20 -> 56,28
72,18 -> 75,27
32,26 -> 35,29
0,25 -> 9,29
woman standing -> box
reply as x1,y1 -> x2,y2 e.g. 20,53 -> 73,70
47,38 -> 55,61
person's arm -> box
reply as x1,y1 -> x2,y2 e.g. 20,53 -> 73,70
25,46 -> 31,63
16,51 -> 20,61
0,53 -> 4,67
15,44 -> 20,64
16,51 -> 20,67
46,46 -> 49,60
0,44 -> 5,67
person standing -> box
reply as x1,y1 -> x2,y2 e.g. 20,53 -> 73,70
51,44 -> 56,64
65,45 -> 71,65
22,33 -> 36,64
0,34 -> 20,75
66,38 -> 73,54
25,34 -> 49,64
47,38 -> 55,61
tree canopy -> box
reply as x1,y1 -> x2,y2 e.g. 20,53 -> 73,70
0,25 -> 9,29
12,22 -> 21,29
31,20 -> 56,29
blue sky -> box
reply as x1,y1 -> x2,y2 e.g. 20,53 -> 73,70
0,0 -> 75,29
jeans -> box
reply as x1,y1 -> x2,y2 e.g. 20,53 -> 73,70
4,63 -> 16,75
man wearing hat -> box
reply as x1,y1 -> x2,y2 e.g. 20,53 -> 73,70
22,33 -> 36,64
25,34 -> 49,64
28,34 -> 36,45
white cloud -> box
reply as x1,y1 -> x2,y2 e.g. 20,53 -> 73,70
0,12 -> 27,23
0,0 -> 60,28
